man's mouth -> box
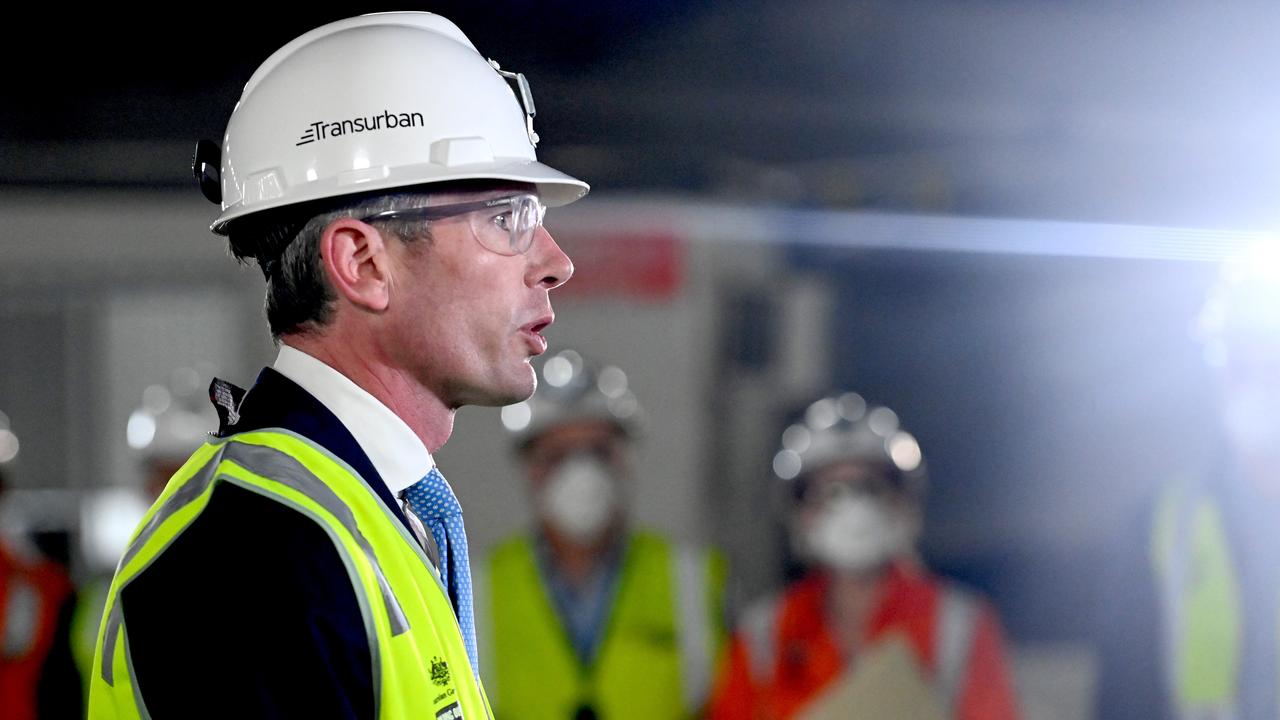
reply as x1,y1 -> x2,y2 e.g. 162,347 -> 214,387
520,315 -> 553,355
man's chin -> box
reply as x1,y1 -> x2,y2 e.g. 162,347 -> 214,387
460,368 -> 536,408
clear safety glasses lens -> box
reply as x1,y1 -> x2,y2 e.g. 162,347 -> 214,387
472,194 -> 545,255
359,193 -> 546,256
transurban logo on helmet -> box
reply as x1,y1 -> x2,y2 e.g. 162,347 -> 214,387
296,110 -> 426,146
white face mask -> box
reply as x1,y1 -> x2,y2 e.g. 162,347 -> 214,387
799,494 -> 907,573
537,453 -> 619,543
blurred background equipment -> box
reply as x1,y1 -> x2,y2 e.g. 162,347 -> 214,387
711,392 -> 1017,720
484,349 -> 726,720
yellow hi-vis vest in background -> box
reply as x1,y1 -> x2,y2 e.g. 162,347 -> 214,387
486,531 -> 726,720
1151,482 -> 1243,719
88,429 -> 493,720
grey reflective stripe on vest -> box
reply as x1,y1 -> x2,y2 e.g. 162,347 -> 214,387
2,576 -> 40,660
741,594 -> 781,684
224,442 -> 409,636
101,440 -> 410,685
935,587 -> 978,716
740,583 -> 976,710
673,545 -> 713,710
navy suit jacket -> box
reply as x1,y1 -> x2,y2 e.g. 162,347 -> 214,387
120,367 -> 421,719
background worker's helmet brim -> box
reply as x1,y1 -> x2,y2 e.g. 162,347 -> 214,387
773,392 -> 927,497
126,367 -> 219,466
501,349 -> 644,450
205,12 -> 589,236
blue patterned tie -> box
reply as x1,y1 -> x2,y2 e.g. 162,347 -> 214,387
402,467 -> 478,676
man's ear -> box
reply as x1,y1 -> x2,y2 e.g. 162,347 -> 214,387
319,218 -> 392,313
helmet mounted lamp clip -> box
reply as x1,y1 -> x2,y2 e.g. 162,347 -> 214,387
488,59 -> 539,147
193,138 -> 222,204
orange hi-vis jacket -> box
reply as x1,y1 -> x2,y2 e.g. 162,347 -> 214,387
0,541 -> 74,720
709,562 -> 1018,720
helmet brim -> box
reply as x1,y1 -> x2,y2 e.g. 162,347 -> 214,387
211,158 -> 589,236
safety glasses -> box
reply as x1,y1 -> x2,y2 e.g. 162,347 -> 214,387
360,193 -> 546,256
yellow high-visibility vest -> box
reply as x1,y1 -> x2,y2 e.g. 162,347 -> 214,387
485,531 -> 725,720
71,576 -> 109,705
1151,482 -> 1243,717
88,429 -> 492,720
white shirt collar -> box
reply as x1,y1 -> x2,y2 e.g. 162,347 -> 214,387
272,344 -> 434,496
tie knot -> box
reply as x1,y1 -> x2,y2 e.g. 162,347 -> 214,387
404,467 -> 462,520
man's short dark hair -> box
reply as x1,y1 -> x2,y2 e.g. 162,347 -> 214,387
227,192 -> 432,340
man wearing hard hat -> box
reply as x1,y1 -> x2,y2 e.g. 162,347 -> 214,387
484,349 -> 727,720
1097,243 -> 1280,719
89,12 -> 585,719
710,393 -> 1018,720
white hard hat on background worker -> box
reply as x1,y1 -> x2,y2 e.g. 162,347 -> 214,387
501,349 -> 643,448
772,391 -> 927,573
125,367 -> 219,471
501,349 -> 644,542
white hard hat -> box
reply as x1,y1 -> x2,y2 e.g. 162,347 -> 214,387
80,486 -> 152,573
772,392 -> 926,491
0,410 -> 18,465
196,12 -> 589,235
500,349 -> 643,449
126,368 -> 219,464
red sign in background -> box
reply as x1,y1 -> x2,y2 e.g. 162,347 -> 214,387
552,231 -> 684,300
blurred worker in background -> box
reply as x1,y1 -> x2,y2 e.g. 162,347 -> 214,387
1097,243 -> 1280,719
710,393 -> 1018,720
71,369 -> 216,702
89,11 -> 585,718
0,416 -> 80,720
486,349 -> 727,719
